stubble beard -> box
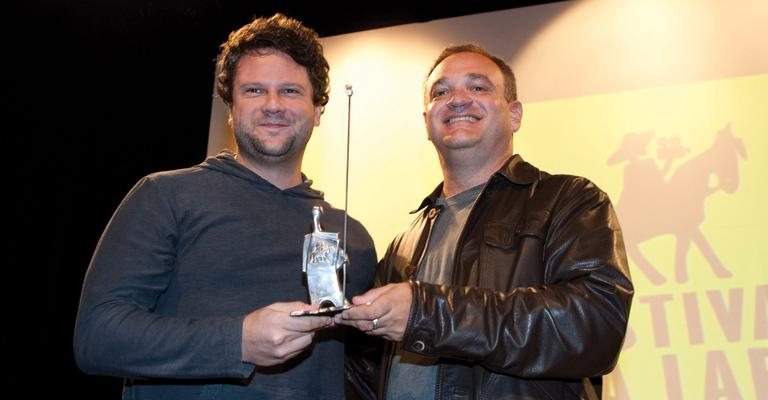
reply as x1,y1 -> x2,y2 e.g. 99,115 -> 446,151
431,125 -> 482,151
233,121 -> 311,165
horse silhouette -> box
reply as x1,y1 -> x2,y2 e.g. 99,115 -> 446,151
609,123 -> 747,285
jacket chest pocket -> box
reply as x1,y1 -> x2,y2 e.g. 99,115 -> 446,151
479,211 -> 548,289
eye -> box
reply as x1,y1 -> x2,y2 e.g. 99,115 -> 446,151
244,87 -> 265,95
431,88 -> 449,99
280,86 -> 304,97
470,85 -> 489,93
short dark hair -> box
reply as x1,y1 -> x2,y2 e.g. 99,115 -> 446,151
425,43 -> 517,102
215,13 -> 330,108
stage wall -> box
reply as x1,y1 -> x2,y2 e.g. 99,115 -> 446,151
208,1 -> 768,398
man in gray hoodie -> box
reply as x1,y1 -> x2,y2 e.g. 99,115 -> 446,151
74,13 -> 377,400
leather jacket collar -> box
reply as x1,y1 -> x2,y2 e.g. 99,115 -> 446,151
411,154 -> 540,214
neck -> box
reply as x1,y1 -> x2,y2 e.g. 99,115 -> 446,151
235,154 -> 303,190
439,147 -> 512,198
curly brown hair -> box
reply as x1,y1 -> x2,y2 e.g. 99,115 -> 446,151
215,13 -> 330,108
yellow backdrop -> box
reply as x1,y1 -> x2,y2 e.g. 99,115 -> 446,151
209,2 -> 767,398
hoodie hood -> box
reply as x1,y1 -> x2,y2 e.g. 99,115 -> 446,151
199,150 -> 325,200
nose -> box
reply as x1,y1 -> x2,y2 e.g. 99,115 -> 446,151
262,91 -> 285,114
447,89 -> 471,110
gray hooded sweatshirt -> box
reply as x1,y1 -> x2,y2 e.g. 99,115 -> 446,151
74,151 -> 377,399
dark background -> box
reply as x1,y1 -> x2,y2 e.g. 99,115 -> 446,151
10,0 -> 555,395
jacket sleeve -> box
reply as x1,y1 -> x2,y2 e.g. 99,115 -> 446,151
401,178 -> 634,378
73,176 -> 252,380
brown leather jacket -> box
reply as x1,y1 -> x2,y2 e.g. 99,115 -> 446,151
375,155 -> 634,399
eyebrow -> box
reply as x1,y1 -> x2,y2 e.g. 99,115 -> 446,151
466,73 -> 494,86
238,81 -> 309,92
429,73 -> 494,92
428,77 -> 447,92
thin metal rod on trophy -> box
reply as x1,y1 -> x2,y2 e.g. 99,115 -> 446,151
342,84 -> 353,300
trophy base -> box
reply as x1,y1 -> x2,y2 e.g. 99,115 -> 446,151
290,304 -> 352,317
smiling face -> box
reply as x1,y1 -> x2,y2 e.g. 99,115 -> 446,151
423,52 -> 521,161
231,50 -> 322,166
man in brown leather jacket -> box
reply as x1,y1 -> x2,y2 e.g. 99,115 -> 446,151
336,43 -> 634,399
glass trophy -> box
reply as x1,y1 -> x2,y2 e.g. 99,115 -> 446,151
290,206 -> 352,317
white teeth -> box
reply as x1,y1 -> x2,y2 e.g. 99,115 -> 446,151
446,115 -> 478,123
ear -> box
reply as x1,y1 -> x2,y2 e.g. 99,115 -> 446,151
314,105 -> 323,126
422,111 -> 431,141
509,100 -> 523,133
